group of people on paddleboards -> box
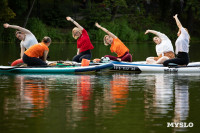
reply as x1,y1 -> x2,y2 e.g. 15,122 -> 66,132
145,14 -> 190,66
3,14 -> 190,67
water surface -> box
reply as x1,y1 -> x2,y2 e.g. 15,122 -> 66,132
0,42 -> 200,133
0,73 -> 200,133
0,42 -> 199,65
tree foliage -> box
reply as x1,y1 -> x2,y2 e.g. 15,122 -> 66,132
1,0 -> 200,42
0,0 -> 16,21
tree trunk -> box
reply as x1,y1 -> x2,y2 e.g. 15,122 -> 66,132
23,0 -> 36,27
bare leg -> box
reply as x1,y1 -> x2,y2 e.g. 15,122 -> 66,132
146,57 -> 156,64
156,56 -> 169,64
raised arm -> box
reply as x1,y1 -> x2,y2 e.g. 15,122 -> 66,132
95,22 -> 117,39
3,23 -> 31,34
145,29 -> 168,40
145,29 -> 159,35
66,17 -> 83,31
173,14 -> 182,29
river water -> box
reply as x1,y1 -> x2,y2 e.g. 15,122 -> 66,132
0,42 -> 200,133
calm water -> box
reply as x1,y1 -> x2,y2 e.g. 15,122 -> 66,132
0,42 -> 200,133
0,42 -> 199,65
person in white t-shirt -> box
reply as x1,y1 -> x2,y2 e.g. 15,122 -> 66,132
3,23 -> 38,58
145,30 -> 175,64
163,14 -> 190,66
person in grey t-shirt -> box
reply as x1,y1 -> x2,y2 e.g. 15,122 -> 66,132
3,23 -> 38,58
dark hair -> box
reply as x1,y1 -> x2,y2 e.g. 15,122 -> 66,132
42,36 -> 51,43
15,31 -> 22,36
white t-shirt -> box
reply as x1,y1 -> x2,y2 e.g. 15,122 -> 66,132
155,32 -> 174,56
20,32 -> 38,49
175,27 -> 190,54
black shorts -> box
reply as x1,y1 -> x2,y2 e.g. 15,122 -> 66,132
23,54 -> 47,66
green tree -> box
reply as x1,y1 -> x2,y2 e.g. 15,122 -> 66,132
103,0 -> 127,21
0,0 -> 16,21
184,0 -> 200,33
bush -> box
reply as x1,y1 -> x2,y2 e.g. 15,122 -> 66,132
88,18 -> 147,42
27,18 -> 67,42
26,18 -> 47,41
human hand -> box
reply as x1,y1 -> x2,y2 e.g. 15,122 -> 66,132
66,17 -> 72,21
173,14 -> 178,19
145,30 -> 149,34
95,22 -> 101,28
3,23 -> 9,28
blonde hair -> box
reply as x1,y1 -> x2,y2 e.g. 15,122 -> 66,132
103,35 -> 110,46
72,27 -> 82,39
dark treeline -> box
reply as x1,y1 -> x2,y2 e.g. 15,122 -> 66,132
0,0 -> 200,42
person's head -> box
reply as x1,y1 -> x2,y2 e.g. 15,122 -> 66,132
72,27 -> 82,39
42,36 -> 51,46
103,35 -> 113,46
15,31 -> 25,41
153,36 -> 162,44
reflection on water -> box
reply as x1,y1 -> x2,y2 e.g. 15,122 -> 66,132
3,75 -> 49,118
67,74 -> 129,125
173,76 -> 189,132
69,75 -> 92,123
144,74 -> 174,117
0,73 -> 200,133
143,73 -> 193,132
76,76 -> 92,111
107,74 -> 129,113
144,74 -> 174,132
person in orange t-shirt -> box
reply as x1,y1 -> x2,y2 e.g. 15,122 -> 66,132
23,36 -> 51,66
95,22 -> 132,62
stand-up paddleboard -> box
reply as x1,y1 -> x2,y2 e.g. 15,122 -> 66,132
111,61 -> 200,73
0,63 -> 113,74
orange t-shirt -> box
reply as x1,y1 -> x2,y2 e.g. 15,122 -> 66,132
110,38 -> 129,57
24,42 -> 49,57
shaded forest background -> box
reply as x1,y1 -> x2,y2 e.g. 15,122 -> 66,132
0,0 -> 200,43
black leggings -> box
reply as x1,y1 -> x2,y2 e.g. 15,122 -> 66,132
23,54 -> 47,66
72,50 -> 92,62
163,52 -> 189,66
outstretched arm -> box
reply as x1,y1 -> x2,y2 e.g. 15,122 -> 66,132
95,22 -> 117,38
66,17 -> 83,31
145,30 -> 159,35
173,14 -> 182,29
145,29 -> 168,40
3,23 -> 31,34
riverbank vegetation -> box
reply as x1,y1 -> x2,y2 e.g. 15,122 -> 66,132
1,0 -> 200,43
